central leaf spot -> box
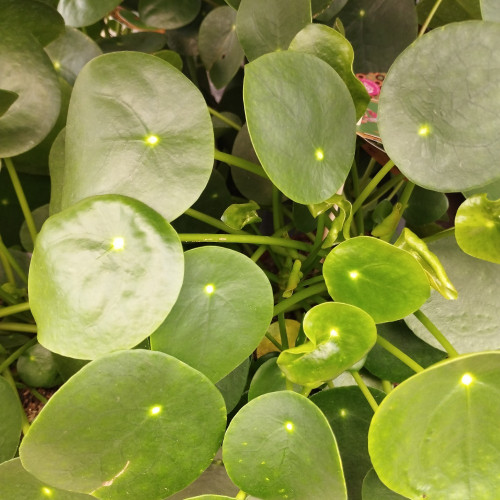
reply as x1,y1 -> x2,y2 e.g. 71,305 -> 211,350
41,487 -> 53,497
340,409 -> 347,417
330,328 -> 339,337
418,124 -> 431,137
204,284 -> 215,295
53,61 -> 61,71
359,9 -> 366,17
145,134 -> 159,146
315,148 -> 325,161
461,373 -> 473,386
149,405 -> 162,416
112,237 -> 125,250
284,421 -> 294,432
349,271 -> 359,279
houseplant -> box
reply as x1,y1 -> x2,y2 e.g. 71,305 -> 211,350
0,0 -> 499,498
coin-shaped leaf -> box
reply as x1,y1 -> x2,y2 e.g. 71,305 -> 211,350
28,195 -> 184,359
151,246 -> 273,383
244,51 -> 356,204
277,302 -> 377,386
323,237 -> 430,323
138,0 -> 201,30
58,0 -> 122,27
455,194 -> 500,264
0,376 -> 22,463
63,51 -> 214,221
379,21 -> 500,192
20,350 -> 227,499
223,391 -> 347,500
368,352 -> 500,499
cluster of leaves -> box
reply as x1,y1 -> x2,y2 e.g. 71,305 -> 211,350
0,0 -> 499,499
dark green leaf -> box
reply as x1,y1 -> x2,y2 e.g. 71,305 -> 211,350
63,51 -> 214,222
379,21 -> 500,192
98,32 -> 168,53
153,49 -> 183,70
216,358 -> 250,413
404,186 -> 449,226
151,246 -> 273,383
455,194 -> 500,264
417,0 -> 481,29
244,51 -> 356,204
362,469 -> 406,500
58,0 -> 122,27
0,89 -> 18,117
369,352 -> 500,498
0,376 -> 22,463
29,195 -> 184,359
236,0 -> 311,60
223,391 -> 347,500
17,342 -> 61,388
20,350 -> 227,499
323,236 -> 430,323
138,0 -> 201,29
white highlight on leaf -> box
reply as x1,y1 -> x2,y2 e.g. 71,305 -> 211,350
112,237 -> 125,250
145,134 -> 159,146
41,487 -> 53,497
149,405 -> 162,416
418,124 -> 431,137
330,329 -> 339,337
204,284 -> 215,295
461,373 -> 473,386
102,460 -> 130,487
349,271 -> 359,279
284,421 -> 294,432
315,148 -> 324,161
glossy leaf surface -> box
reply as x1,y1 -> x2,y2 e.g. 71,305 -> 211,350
58,0 -> 122,27
199,7 -> 244,89
405,237 -> 500,353
151,246 -> 273,382
0,376 -> 22,463
139,0 -> 201,29
364,321 -> 446,383
45,26 -> 102,85
289,23 -> 369,120
278,302 -> 377,386
311,387 -> 386,500
339,0 -> 417,72
0,458 -> 94,500
29,195 -> 184,359
20,350 -> 226,499
379,21 -> 500,192
369,352 -> 500,499
0,28 -> 60,157
323,237 -> 430,323
63,51 -> 214,221
223,391 -> 347,500
236,0 -> 311,61
244,51 -> 356,204
455,194 -> 500,264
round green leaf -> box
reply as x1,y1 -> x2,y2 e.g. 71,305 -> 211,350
418,0 -> 481,28
0,376 -> 22,463
28,195 -> 184,359
323,237 -> 430,323
154,49 -> 183,70
236,0 -> 311,61
151,246 -> 273,382
464,177 -> 500,199
481,0 -> 500,21
455,194 -> 500,264
48,128 -> 65,215
0,28 -> 61,157
216,357 -> 250,414
45,26 -> 102,85
58,0 -> 123,27
289,23 -> 369,120
98,32 -> 168,53
223,391 -> 347,500
277,302 -> 377,386
63,51 -> 214,221
138,0 -> 201,30
339,0 -> 417,72
17,342 -> 62,388
311,387 -> 386,500
199,6 -> 244,89
244,51 -> 356,204
0,458 -> 94,500
368,352 -> 500,499
20,204 -> 50,252
379,21 -> 500,192
364,321 -> 446,383
231,124 -> 273,206
362,469 -> 406,500
403,186 -> 449,226
20,350 -> 226,499
0,0 -> 65,46
405,237 -> 500,353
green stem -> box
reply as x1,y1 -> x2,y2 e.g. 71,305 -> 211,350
2,368 -> 30,434
352,160 -> 395,216
0,237 -> 28,284
179,233 -> 312,252
363,173 -> 405,208
278,312 -> 289,349
0,336 -> 37,374
359,157 -> 377,188
3,158 -> 37,246
297,274 -> 325,288
301,386 -> 312,397
207,107 -> 242,131
413,309 -> 459,357
301,213 -> 326,273
272,186 -> 284,233
351,161 -> 364,235
0,302 -> 31,319
382,380 -> 393,394
418,0 -> 444,36
0,287 -> 18,306
16,382 -> 48,404
422,227 -> 455,244
184,208 -> 248,235
265,332 -> 282,351
376,335 -> 424,372
0,323 -> 37,333
214,149 -> 267,179
327,380 -> 335,389
273,282 -> 328,316
351,371 -> 379,412
250,223 -> 294,263
0,246 -> 15,286
398,180 -> 415,210
235,490 -> 248,500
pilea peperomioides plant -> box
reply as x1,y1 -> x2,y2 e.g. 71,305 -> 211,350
0,0 -> 499,499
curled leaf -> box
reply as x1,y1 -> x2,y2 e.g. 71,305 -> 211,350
221,201 -> 261,229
